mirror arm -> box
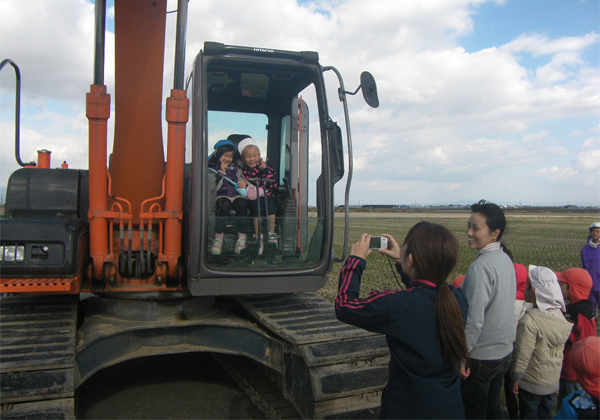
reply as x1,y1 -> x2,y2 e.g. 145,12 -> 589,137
341,84 -> 363,96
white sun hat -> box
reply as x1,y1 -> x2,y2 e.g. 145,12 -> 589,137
528,265 -> 566,312
237,137 -> 259,156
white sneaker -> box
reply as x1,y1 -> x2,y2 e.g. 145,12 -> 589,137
234,233 -> 246,254
268,233 -> 279,247
210,233 -> 224,255
253,234 -> 264,256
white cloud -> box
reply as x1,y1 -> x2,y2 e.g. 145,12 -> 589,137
532,166 -> 578,181
502,32 -> 600,57
522,130 -> 550,143
571,124 -> 600,138
0,0 -> 96,101
575,149 -> 600,172
582,138 -> 600,148
0,0 -> 598,206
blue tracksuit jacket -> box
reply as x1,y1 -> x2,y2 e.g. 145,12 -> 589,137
335,256 -> 469,419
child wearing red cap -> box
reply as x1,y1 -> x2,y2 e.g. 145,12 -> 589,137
452,275 -> 465,287
554,336 -> 599,419
514,263 -> 533,324
557,268 -> 597,409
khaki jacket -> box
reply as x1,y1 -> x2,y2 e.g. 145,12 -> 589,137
509,308 -> 573,395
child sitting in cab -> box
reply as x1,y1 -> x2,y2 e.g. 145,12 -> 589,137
208,139 -> 248,255
237,137 -> 279,255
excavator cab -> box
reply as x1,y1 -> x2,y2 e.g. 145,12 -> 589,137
186,43 -> 343,296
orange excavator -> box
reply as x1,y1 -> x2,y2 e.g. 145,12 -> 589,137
0,1 -> 385,418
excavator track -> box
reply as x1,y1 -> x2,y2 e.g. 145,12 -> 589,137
234,292 -> 390,419
214,353 -> 302,419
0,294 -> 78,420
0,292 -> 387,420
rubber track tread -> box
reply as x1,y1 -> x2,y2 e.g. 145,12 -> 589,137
235,293 -> 389,419
214,353 -> 301,420
1,295 -> 77,419
235,293 -> 379,346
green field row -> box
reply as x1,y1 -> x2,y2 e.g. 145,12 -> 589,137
318,213 -> 598,302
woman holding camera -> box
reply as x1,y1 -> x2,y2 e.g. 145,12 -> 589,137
336,222 -> 469,419
460,200 -> 516,419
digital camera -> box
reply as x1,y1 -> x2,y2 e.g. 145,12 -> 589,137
369,236 -> 388,250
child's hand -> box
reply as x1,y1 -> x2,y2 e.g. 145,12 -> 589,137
220,161 -> 229,172
259,158 -> 268,170
238,180 -> 247,188
350,233 -> 372,260
379,234 -> 400,261
512,381 -> 519,395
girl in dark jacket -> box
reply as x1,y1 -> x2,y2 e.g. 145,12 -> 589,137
336,222 -> 469,419
208,139 -> 248,255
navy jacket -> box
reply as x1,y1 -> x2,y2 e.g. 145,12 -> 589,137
335,256 -> 469,419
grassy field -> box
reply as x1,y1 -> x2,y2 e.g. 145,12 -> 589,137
317,210 -> 599,302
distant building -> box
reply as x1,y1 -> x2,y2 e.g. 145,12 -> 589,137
361,204 -> 399,209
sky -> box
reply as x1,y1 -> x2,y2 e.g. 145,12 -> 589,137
0,0 -> 599,207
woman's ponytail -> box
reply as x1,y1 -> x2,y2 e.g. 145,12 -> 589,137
499,242 -> 513,262
435,283 -> 468,372
402,222 -> 468,372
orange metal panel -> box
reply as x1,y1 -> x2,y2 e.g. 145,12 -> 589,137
109,0 -> 167,223
0,277 -> 80,294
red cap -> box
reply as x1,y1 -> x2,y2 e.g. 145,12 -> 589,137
514,263 -> 528,300
571,336 -> 600,400
453,275 -> 465,288
560,268 -> 593,304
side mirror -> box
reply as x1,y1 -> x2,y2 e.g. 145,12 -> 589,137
360,71 -> 379,108
330,68 -> 379,108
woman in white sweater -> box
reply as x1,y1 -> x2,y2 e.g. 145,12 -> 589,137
460,200 -> 517,419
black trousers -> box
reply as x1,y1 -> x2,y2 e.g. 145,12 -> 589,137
215,197 -> 248,234
461,353 -> 512,419
504,369 -> 519,419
